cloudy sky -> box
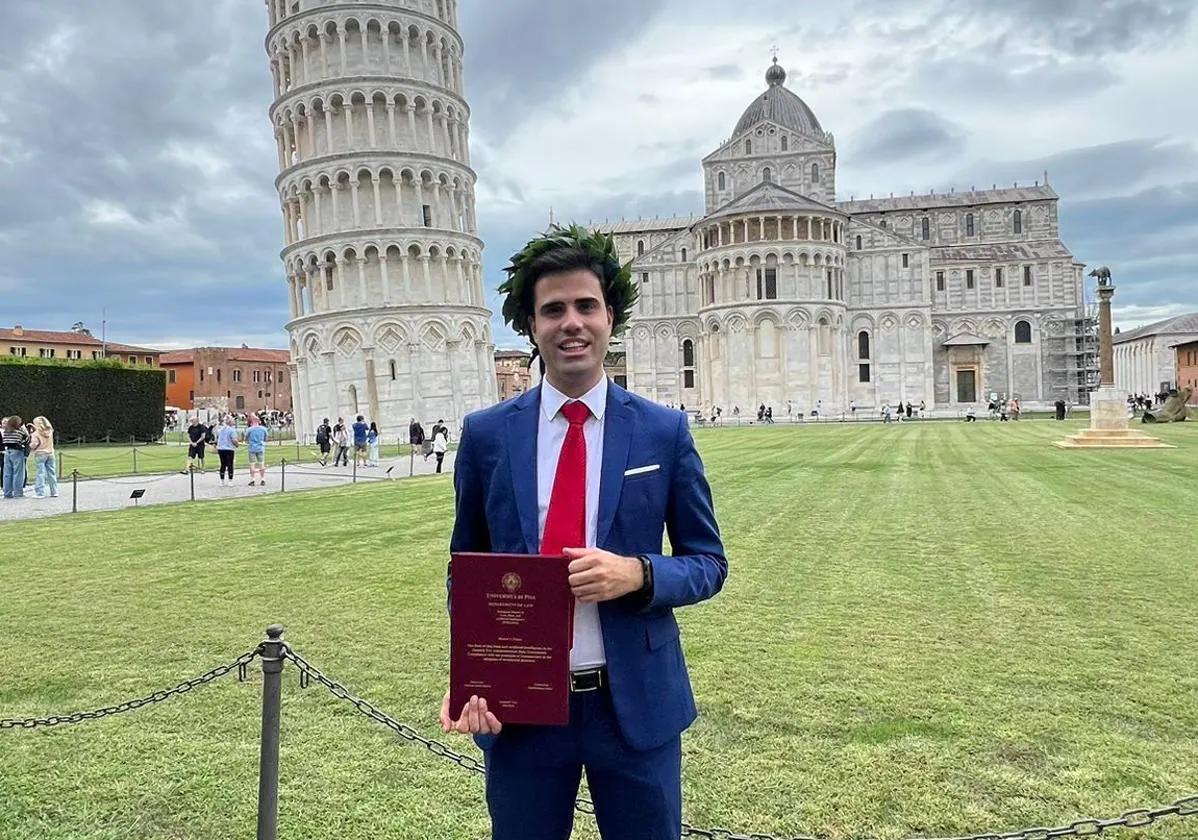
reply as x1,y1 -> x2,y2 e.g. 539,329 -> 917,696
2,0 -> 1195,351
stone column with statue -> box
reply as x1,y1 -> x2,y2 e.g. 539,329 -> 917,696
1054,267 -> 1172,448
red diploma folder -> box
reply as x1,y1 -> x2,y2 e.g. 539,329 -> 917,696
449,552 -> 573,726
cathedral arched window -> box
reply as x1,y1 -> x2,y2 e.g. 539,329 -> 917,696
781,136 -> 789,151
858,331 -> 871,360
717,171 -> 726,191
1013,209 -> 1022,234
966,213 -> 975,236
762,167 -> 772,183
856,235 -> 863,250
680,247 -> 687,262
1014,320 -> 1032,344
811,163 -> 820,183
637,240 -> 645,256
745,139 -> 752,154
921,218 -> 930,240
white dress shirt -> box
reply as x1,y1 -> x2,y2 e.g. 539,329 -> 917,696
537,375 -> 608,670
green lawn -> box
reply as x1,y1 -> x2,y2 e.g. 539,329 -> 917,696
43,438 -> 422,479
2,420 -> 1197,840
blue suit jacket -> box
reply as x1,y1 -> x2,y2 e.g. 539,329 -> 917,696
449,380 -> 728,752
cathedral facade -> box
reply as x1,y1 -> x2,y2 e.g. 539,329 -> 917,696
600,59 -> 1095,414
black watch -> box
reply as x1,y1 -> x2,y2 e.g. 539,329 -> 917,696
637,555 -> 654,599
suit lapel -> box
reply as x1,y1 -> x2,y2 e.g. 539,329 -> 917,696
597,383 -> 634,547
507,387 -> 541,553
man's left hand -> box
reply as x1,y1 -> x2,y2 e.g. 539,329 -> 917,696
564,548 -> 643,603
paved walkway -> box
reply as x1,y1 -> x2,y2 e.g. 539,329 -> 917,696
0,451 -> 458,523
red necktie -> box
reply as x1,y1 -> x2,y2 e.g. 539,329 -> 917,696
541,400 -> 590,555
541,400 -> 590,648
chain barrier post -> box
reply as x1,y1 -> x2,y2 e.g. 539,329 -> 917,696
132,447 -> 138,475
189,467 -> 195,502
71,469 -> 78,513
352,455 -> 357,484
409,445 -> 414,477
281,459 -> 286,493
256,624 -> 285,840
57,451 -> 63,478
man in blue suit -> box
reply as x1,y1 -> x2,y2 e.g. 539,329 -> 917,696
439,224 -> 728,839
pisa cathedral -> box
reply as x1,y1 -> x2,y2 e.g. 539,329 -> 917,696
265,0 -> 497,436
600,59 -> 1096,413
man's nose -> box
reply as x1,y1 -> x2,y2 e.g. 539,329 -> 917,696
561,305 -> 584,330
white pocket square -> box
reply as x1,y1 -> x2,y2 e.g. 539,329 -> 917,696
624,464 -> 660,477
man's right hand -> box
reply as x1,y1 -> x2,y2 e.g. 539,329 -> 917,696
439,690 -> 502,735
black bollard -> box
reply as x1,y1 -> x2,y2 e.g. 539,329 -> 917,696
189,468 -> 195,502
256,625 -> 286,840
280,459 -> 286,493
72,470 -> 78,513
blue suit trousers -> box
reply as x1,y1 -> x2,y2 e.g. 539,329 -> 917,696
483,684 -> 682,840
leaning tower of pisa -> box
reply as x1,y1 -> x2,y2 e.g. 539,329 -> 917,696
265,0 -> 497,439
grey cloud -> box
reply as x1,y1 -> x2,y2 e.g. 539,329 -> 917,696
958,0 -> 1196,56
700,64 -> 744,81
601,157 -> 702,192
0,0 -> 286,344
459,0 -> 672,146
852,0 -> 1194,57
847,109 -> 967,165
909,54 -> 1120,106
952,139 -> 1198,203
638,94 -> 661,104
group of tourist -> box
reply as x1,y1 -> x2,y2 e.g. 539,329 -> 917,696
407,417 -> 450,473
180,414 -> 271,487
1,415 -> 58,500
314,415 -> 383,468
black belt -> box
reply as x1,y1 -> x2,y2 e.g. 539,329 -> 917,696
569,666 -> 607,693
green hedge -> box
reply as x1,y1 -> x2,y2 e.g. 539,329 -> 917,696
0,356 -> 166,442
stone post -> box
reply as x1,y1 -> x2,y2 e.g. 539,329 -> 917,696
1087,273 -> 1127,431
1097,281 -> 1115,387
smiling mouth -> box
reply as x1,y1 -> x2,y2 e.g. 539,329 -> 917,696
559,340 -> 588,353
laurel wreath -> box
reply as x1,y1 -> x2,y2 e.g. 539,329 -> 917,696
497,223 -> 639,365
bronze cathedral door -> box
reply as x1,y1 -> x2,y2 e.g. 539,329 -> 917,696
956,369 -> 977,403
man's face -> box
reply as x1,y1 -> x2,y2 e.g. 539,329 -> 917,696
529,268 -> 613,389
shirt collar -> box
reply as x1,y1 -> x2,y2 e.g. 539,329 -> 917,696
541,375 -> 608,422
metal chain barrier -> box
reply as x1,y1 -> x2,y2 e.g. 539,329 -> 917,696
0,647 -> 261,730
279,644 -> 1198,840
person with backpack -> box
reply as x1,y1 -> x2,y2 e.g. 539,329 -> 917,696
315,418 -> 332,466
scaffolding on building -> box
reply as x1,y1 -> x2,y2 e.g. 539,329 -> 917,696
1045,301 -> 1099,405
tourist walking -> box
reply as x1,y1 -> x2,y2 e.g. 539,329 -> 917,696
2,416 -> 30,499
332,419 -> 350,466
30,416 -> 58,498
367,422 -> 380,466
244,414 -> 268,486
315,417 -> 332,466
216,416 -> 240,486
432,427 -> 447,473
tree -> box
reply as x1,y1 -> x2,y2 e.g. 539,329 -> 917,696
71,321 -> 92,336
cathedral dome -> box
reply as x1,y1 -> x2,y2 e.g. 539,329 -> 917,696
734,58 -> 824,138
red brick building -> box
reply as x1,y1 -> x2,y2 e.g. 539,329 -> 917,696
160,346 -> 292,412
1173,340 -> 1198,404
494,350 -> 533,400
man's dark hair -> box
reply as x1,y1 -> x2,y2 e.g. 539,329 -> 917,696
518,246 -> 609,320
497,224 -> 638,370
